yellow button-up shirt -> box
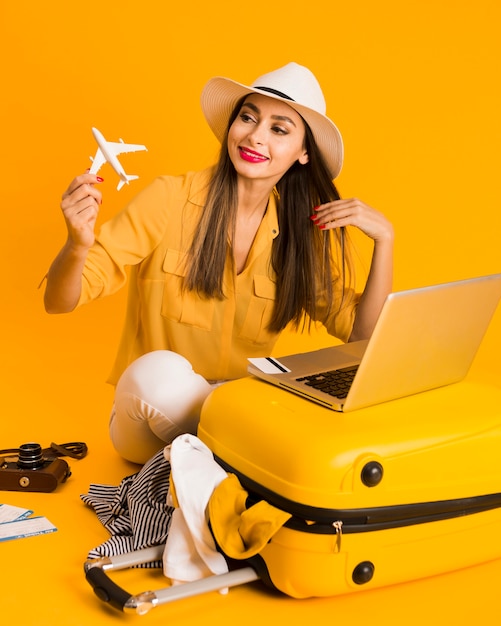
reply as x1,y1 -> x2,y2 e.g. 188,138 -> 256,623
79,168 -> 359,384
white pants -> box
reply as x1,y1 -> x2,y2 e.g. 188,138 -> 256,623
109,351 -> 215,464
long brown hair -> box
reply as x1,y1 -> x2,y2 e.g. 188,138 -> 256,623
185,98 -> 354,333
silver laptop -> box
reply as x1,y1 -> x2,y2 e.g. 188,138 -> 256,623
248,273 -> 501,412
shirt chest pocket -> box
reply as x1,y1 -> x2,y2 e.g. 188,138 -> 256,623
161,249 -> 215,330
238,274 -> 277,345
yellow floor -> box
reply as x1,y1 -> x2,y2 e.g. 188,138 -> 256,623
2,322 -> 501,625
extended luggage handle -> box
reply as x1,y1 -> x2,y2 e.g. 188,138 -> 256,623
84,544 -> 259,615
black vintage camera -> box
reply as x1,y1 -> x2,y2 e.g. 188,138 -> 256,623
0,442 -> 72,493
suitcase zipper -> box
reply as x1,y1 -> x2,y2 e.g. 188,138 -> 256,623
282,493 -> 501,534
332,520 -> 343,550
216,457 -> 501,535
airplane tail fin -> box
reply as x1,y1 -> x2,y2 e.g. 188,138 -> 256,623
117,175 -> 139,191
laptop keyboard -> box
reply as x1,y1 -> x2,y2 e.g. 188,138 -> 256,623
296,365 -> 359,399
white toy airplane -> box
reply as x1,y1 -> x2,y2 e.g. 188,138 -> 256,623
89,127 -> 147,191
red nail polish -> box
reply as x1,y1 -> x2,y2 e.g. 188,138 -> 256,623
96,176 -> 104,182
310,214 -> 319,221
318,224 -> 326,230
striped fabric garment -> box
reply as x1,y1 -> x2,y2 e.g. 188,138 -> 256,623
81,449 -> 173,567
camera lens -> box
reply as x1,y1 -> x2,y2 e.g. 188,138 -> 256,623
17,443 -> 44,470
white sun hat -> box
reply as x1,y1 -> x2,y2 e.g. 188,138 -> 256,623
200,62 -> 344,179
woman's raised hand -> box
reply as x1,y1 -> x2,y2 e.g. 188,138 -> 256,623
310,198 -> 394,244
60,173 -> 104,250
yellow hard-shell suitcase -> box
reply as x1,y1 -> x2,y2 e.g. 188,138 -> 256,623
197,377 -> 501,598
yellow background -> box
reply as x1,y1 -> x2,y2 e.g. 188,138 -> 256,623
1,1 -> 500,624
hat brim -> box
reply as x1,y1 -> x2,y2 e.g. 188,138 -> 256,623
200,76 -> 344,179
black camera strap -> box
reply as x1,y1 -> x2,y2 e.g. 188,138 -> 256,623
45,441 -> 88,460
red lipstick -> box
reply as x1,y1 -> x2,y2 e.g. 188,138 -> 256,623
238,147 -> 268,163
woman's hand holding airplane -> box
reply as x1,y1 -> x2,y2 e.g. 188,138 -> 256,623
43,173 -> 103,314
60,173 -> 104,250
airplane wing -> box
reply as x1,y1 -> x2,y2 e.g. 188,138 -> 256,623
89,148 -> 106,175
107,141 -> 147,156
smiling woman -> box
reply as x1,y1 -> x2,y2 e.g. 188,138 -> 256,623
228,96 -> 309,180
221,94 -> 310,275
43,62 -> 394,464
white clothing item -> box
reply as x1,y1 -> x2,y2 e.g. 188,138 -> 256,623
163,434 -> 229,585
109,351 -> 213,464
